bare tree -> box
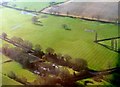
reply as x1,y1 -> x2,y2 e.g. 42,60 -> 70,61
32,16 -> 39,24
2,32 -> 7,39
2,44 -> 10,55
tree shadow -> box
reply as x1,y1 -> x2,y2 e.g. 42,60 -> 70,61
65,28 -> 71,31
62,24 -> 71,31
34,21 -> 43,26
33,21 -> 43,26
97,42 -> 120,86
110,4 -> 120,85
111,53 -> 120,87
34,23 -> 43,26
97,42 -> 119,53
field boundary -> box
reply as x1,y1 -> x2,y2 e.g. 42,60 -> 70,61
0,1 -> 67,13
1,2 -> 119,24
1,4 -> 36,12
95,36 -> 120,52
41,11 -> 119,24
95,37 -> 120,42
1,36 -> 120,85
41,1 -> 119,24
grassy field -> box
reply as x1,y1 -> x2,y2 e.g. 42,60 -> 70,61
0,6 -> 119,85
7,0 -> 66,11
0,54 -> 37,84
78,78 -> 114,86
2,75 -> 22,85
1,7 -> 119,70
8,2 -> 50,11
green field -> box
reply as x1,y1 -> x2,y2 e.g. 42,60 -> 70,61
8,2 -> 50,11
0,54 -> 37,85
0,4 -> 119,86
2,75 -> 22,85
7,0 -> 66,11
1,7 -> 119,69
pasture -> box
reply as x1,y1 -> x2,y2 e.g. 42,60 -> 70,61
0,4 -> 119,86
6,0 -> 66,11
2,75 -> 22,85
1,7 -> 119,70
0,54 -> 37,85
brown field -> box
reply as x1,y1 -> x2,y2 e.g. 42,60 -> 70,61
42,1 -> 118,22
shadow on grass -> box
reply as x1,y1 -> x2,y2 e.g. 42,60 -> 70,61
33,21 -> 43,26
111,5 -> 120,86
96,41 -> 120,86
97,42 -> 119,53
111,53 -> 120,87
97,42 -> 120,86
65,28 -> 71,31
34,23 -> 43,26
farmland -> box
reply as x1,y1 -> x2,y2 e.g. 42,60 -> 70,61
0,53 -> 37,85
0,0 -> 120,86
42,1 -> 118,22
5,0 -> 66,11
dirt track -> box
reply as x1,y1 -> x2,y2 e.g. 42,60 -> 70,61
42,1 -> 119,22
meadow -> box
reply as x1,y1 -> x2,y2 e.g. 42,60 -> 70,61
0,54 -> 37,85
1,7 -> 119,69
7,0 -> 66,11
0,4 -> 119,86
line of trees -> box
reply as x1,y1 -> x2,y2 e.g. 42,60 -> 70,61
1,41 -> 88,72
1,44 -> 87,86
1,33 -> 89,86
2,44 -> 31,68
7,71 -> 30,85
11,36 -> 33,51
1,33 -> 88,71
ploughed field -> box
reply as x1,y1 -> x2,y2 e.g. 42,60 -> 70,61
0,2 -> 119,86
42,1 -> 118,22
